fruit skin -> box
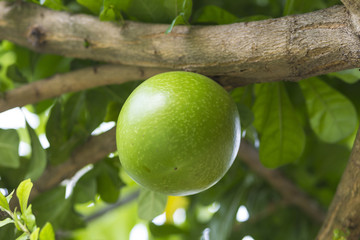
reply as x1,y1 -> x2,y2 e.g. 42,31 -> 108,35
116,72 -> 241,196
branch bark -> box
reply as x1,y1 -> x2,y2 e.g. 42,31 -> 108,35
316,128 -> 360,240
0,3 -> 359,86
0,65 -> 171,113
30,127 -> 325,223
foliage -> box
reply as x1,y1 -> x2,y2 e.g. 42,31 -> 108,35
0,0 -> 357,239
0,179 -> 55,240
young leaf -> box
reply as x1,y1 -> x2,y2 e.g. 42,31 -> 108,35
0,128 -> 20,168
0,191 -> 10,211
16,232 -> 28,240
0,218 -> 13,228
22,205 -> 36,232
16,179 -> 33,215
24,122 -> 47,181
39,222 -> 55,240
299,78 -> 358,143
30,227 -> 40,240
253,82 -> 305,168
138,188 -> 167,221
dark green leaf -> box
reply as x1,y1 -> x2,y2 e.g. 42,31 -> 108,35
194,5 -> 239,24
24,122 -> 47,181
138,188 -> 167,221
33,55 -> 72,81
236,103 -> 254,130
85,88 -> 109,132
253,82 -> 305,168
149,222 -> 186,237
73,169 -> 97,204
0,128 -> 20,168
6,64 -> 27,84
299,78 -> 358,143
76,0 -> 102,14
165,14 -> 187,34
39,0 -> 64,10
209,186 -> 243,240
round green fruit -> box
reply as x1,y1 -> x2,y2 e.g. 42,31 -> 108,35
116,71 -> 241,196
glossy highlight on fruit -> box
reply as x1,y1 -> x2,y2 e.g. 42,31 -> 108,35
116,72 -> 241,196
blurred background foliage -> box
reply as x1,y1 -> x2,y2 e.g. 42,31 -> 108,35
0,0 -> 358,239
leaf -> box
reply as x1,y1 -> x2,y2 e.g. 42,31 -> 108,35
299,78 -> 358,143
138,188 -> 167,221
236,103 -> 254,130
0,190 -> 10,211
165,13 -> 187,34
22,205 -> 36,232
16,179 -> 33,215
329,69 -> 360,84
209,186 -> 244,240
85,88 -> 109,132
73,170 -> 97,204
253,82 -> 305,168
24,122 -> 47,181
0,128 -> 20,168
6,64 -> 27,84
39,223 -> 55,240
194,5 -> 239,24
30,227 -> 39,240
39,0 -> 64,10
76,0 -> 102,14
0,218 -> 13,228
16,232 -> 28,240
149,222 -> 186,237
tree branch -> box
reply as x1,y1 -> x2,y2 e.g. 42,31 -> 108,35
316,128 -> 360,240
0,3 -> 359,85
30,127 -> 325,223
238,141 -> 326,223
341,0 -> 360,33
0,65 -> 170,113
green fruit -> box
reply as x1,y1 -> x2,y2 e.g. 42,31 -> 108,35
116,72 -> 241,196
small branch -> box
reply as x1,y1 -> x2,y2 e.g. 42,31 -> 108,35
0,65 -> 171,113
31,128 -> 117,201
0,3 -> 359,85
316,128 -> 360,240
85,191 -> 140,223
238,141 -> 326,223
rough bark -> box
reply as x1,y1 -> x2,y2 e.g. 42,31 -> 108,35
0,65 -> 171,113
0,3 -> 359,87
29,128 -> 326,223
316,129 -> 360,240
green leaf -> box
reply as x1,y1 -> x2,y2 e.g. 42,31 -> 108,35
32,55 -> 72,81
16,232 -> 28,240
253,82 -> 305,168
0,190 -> 10,211
16,179 -> 33,215
24,122 -> 47,181
85,88 -> 109,132
194,5 -> 239,24
149,222 -> 186,237
73,169 -> 97,204
209,186 -> 244,240
329,69 -> 360,84
76,0 -> 102,14
6,64 -> 27,84
299,78 -> 358,143
138,188 -> 167,221
165,13 -> 187,34
236,103 -> 254,130
30,227 -> 39,240
39,223 -> 55,240
39,0 -> 64,10
0,128 -> 20,168
0,218 -> 13,228
22,205 -> 36,232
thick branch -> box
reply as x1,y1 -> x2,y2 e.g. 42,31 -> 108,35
0,3 -> 359,85
0,65 -> 170,113
30,127 -> 325,223
317,128 -> 360,240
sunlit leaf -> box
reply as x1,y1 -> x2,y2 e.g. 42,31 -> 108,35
16,179 -> 33,215
39,222 -> 55,240
0,190 -> 10,211
0,218 -> 13,228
